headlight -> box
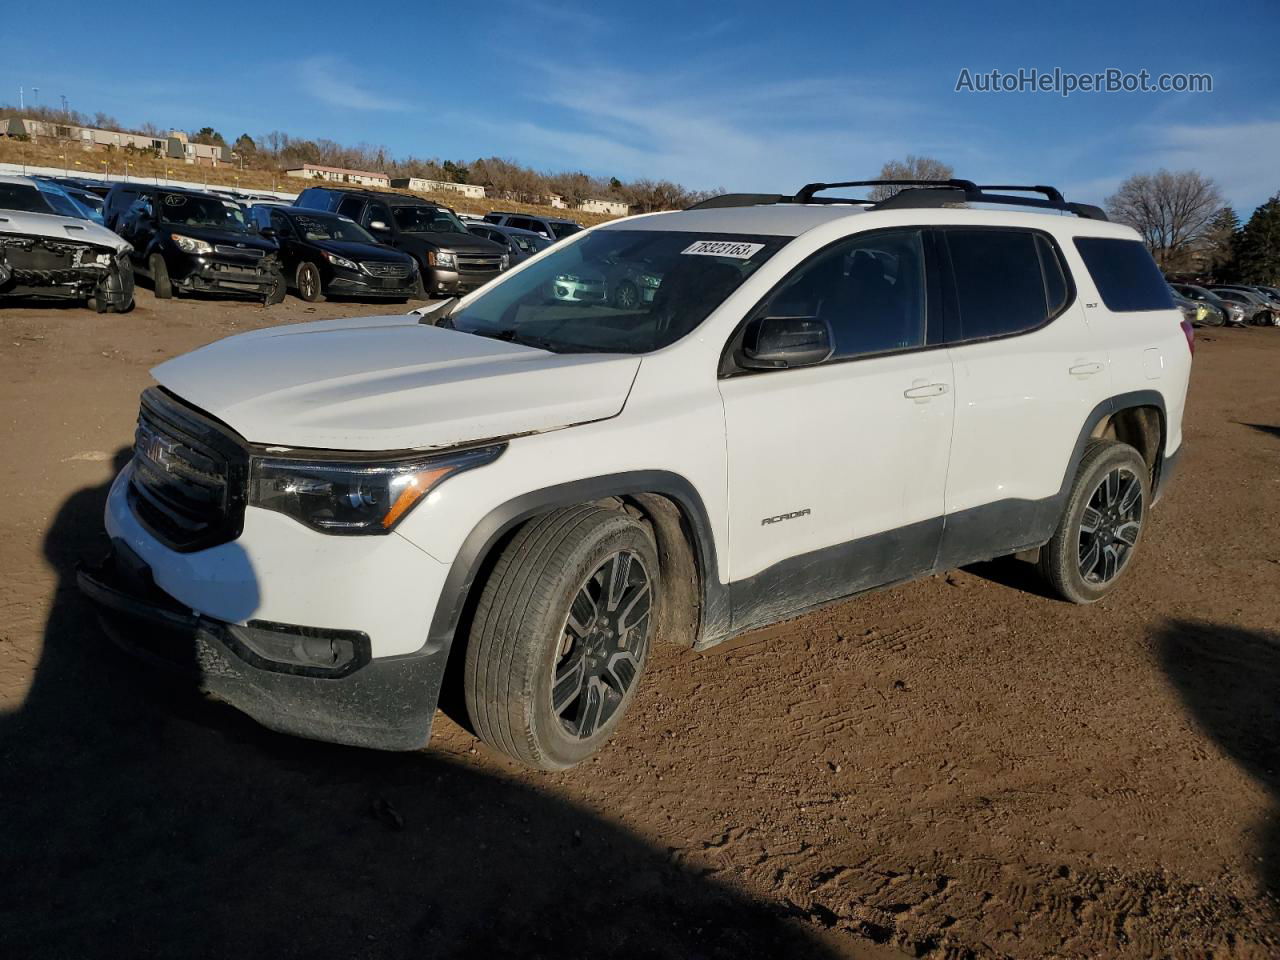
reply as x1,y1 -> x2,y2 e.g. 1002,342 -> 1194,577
323,250 -> 358,271
428,250 -> 456,270
249,445 -> 504,534
171,234 -> 213,255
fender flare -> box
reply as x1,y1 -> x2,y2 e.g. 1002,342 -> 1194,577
1061,390 -> 1169,501
422,470 -> 728,655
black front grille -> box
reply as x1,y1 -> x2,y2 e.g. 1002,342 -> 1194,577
214,245 -> 266,259
456,253 -> 503,273
362,261 -> 411,279
127,388 -> 249,552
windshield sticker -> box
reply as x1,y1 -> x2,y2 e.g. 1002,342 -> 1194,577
163,194 -> 187,207
681,240 -> 764,259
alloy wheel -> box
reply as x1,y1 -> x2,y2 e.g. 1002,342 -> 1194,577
1077,465 -> 1144,584
551,550 -> 653,740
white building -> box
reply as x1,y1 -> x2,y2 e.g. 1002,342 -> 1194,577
578,198 -> 630,216
285,164 -> 391,187
389,177 -> 486,199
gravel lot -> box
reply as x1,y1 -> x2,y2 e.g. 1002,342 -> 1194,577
1,290 -> 1277,959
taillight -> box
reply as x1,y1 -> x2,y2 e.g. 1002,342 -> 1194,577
1180,318 -> 1195,356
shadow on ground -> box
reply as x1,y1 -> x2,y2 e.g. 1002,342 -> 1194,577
0,459 -> 845,959
1239,422 -> 1280,441
1157,619 -> 1280,899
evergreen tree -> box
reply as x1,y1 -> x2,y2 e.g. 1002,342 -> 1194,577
1230,196 -> 1280,285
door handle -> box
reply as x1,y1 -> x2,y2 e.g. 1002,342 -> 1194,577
903,382 -> 949,401
1069,362 -> 1104,377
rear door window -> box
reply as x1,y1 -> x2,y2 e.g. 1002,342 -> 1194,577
336,196 -> 364,220
1072,237 -> 1174,312
945,229 -> 1054,341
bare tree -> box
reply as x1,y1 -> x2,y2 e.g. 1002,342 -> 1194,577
869,155 -> 954,200
1105,170 -> 1224,271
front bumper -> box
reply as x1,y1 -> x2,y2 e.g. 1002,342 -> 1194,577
171,253 -> 281,299
0,236 -> 132,305
78,544 -> 447,751
328,272 -> 418,299
423,266 -> 502,296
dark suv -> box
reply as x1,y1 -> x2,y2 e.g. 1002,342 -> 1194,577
294,187 -> 507,296
106,185 -> 285,303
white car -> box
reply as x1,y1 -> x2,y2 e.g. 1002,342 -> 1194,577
0,174 -> 134,312
80,179 -> 1192,769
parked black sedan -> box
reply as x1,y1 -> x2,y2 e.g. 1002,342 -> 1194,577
250,205 -> 420,303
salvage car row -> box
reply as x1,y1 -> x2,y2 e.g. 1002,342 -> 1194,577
0,174 -> 585,311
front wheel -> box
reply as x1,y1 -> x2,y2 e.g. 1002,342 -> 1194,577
149,253 -> 172,299
612,280 -> 640,309
463,505 -> 659,769
1038,439 -> 1150,603
263,269 -> 286,306
295,261 -> 325,303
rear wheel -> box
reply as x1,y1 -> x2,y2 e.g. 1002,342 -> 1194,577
149,254 -> 172,299
1039,439 -> 1150,603
295,261 -> 325,302
464,504 -> 659,769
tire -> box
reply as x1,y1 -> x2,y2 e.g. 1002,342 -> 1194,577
264,269 -> 286,306
149,254 -> 172,299
1038,439 -> 1151,604
295,261 -> 325,303
464,504 -> 660,770
612,280 -> 639,310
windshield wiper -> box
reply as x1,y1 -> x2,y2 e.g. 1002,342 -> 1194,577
470,327 -> 565,353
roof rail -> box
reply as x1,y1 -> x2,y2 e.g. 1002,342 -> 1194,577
684,193 -> 790,211
794,179 -> 979,204
683,180 -> 1108,221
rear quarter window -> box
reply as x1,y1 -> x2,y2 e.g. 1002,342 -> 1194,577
1073,237 -> 1174,312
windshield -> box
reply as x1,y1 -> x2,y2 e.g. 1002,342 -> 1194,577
158,193 -> 248,232
292,213 -> 377,244
449,230 -> 787,354
550,221 -> 581,240
35,180 -> 97,222
0,182 -> 55,214
392,205 -> 468,234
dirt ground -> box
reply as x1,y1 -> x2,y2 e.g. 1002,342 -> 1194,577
1,288 -> 1278,959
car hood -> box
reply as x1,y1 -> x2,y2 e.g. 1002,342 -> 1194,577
399,229 -> 504,253
0,209 -> 130,252
150,314 -> 642,451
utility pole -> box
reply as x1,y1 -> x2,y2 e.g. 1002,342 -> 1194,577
18,86 -> 23,111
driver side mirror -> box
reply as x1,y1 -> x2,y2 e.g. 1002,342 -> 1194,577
739,315 -> 834,370
368,220 -> 389,233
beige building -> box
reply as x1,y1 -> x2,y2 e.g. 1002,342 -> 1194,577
578,197 -> 630,216
390,177 -> 486,199
285,163 -> 391,187
1,117 -> 231,166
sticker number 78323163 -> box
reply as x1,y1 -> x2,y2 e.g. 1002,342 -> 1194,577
681,240 -> 765,259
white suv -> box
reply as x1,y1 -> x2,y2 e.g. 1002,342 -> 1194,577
81,179 -> 1192,769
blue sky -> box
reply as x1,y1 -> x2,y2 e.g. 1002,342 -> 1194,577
3,0 -> 1277,214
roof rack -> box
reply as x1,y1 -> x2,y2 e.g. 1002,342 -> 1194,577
685,180 -> 1108,221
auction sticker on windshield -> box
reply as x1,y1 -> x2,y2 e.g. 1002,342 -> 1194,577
682,240 -> 765,259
